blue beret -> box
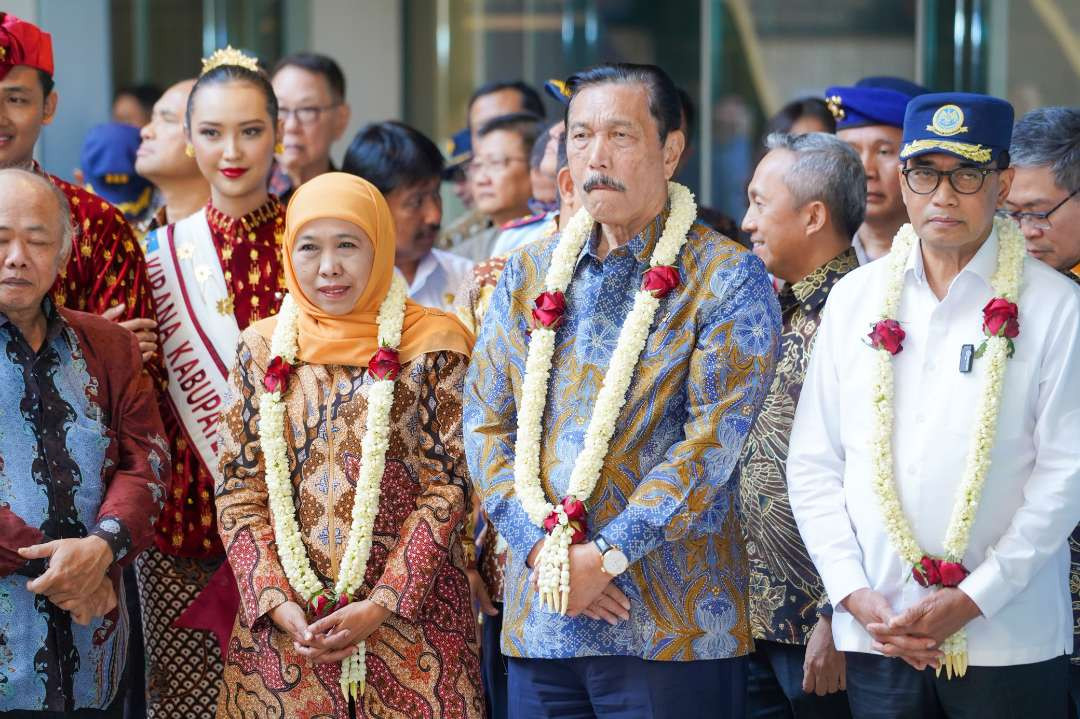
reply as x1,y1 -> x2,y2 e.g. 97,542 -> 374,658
79,122 -> 152,220
900,92 -> 1014,165
544,78 -> 571,106
856,76 -> 929,98
825,85 -> 915,130
443,128 -> 471,174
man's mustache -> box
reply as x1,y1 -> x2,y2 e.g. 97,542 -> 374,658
583,175 -> 626,193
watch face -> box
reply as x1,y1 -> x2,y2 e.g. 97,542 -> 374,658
602,548 -> 629,576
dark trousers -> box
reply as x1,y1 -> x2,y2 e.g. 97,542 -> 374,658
507,654 -> 746,719
482,603 -> 508,719
121,564 -> 145,719
846,651 -> 1068,719
747,640 -> 852,719
1068,662 -> 1080,719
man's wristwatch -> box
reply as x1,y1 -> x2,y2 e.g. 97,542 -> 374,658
594,534 -> 629,576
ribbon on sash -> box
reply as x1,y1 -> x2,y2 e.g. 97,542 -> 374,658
143,210 -> 238,481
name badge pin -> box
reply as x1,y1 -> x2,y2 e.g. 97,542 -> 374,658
959,344 -> 974,373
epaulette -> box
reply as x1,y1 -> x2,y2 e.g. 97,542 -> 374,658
501,212 -> 546,230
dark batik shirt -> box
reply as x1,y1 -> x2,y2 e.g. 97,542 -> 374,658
0,299 -> 169,712
740,247 -> 859,644
1067,270 -> 1080,664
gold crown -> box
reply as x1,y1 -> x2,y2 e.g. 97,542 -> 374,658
200,45 -> 260,77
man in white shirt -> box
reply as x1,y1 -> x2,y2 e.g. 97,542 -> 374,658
342,121 -> 474,310
788,92 -> 1080,718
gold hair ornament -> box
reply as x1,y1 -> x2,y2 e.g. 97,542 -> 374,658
200,45 -> 260,77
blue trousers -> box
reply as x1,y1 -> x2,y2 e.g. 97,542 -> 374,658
482,604 -> 508,719
507,654 -> 747,719
1067,662 -> 1080,719
845,651 -> 1068,719
746,640 -> 852,719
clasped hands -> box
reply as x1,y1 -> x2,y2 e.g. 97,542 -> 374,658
527,540 -> 631,625
271,599 -> 391,664
843,587 -> 981,672
18,536 -> 117,625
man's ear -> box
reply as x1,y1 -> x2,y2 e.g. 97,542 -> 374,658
42,91 -> 58,126
332,103 -> 351,142
662,129 -> 686,180
803,200 -> 828,237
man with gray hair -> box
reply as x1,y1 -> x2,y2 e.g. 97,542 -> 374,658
0,167 -> 168,715
739,131 -> 864,718
1003,106 -> 1080,717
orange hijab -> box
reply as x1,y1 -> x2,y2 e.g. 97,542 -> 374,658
252,172 -> 473,366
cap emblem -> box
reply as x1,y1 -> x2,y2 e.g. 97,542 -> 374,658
927,104 -> 968,137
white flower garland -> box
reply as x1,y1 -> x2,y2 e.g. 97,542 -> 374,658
514,182 -> 697,614
258,273 -> 408,699
870,217 -> 1025,678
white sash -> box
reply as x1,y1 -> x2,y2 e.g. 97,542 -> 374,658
143,210 -> 239,480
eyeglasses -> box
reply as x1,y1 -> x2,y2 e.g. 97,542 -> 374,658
902,166 -> 999,195
997,188 -> 1079,230
466,157 -> 528,177
279,104 -> 340,125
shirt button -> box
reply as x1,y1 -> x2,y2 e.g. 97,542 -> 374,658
907,465 -> 917,476
915,413 -> 925,424
926,362 -> 936,372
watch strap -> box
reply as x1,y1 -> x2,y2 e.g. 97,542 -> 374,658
594,534 -> 612,555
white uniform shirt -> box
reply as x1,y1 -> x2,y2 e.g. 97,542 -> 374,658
787,228 -> 1080,666
397,248 -> 475,311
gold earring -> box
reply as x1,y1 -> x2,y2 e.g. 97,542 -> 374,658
185,143 -> 195,158
275,141 -> 284,154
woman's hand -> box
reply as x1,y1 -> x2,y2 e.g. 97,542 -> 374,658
295,600 -> 392,664
269,601 -> 310,644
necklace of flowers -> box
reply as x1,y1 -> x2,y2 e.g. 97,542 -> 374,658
514,181 -> 696,615
259,273 -> 408,700
866,216 -> 1025,679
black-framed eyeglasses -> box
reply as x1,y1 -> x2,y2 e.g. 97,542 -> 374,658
902,166 -> 999,195
997,188 -> 1079,230
279,104 -> 340,125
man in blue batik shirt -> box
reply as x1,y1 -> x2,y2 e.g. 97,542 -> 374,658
463,62 -> 781,719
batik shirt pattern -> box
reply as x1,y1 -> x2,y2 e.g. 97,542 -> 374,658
739,248 -> 858,644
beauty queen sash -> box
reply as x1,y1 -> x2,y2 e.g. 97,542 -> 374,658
143,210 -> 238,479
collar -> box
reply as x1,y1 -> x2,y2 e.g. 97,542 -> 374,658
405,251 -> 443,293
784,247 -> 860,310
0,295 -> 68,348
206,196 -> 283,237
578,204 -> 669,267
1064,270 -> 1080,287
907,225 -> 1000,292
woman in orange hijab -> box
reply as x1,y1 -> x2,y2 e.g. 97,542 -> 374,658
215,173 -> 483,719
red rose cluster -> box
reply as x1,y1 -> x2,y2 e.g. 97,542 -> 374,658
912,555 -> 969,588
982,298 -> 1019,339
543,496 -> 588,544
868,319 -> 905,355
532,291 -> 567,330
641,266 -> 680,299
369,347 -> 402,380
306,589 -> 352,618
264,356 -> 294,393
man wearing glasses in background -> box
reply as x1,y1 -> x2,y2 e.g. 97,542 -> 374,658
1004,106 -> 1080,719
270,52 -> 351,204
789,93 -> 1080,718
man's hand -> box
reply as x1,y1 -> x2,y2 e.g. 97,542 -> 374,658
565,542 -> 614,617
465,567 -> 499,617
580,583 -> 631,625
873,588 -> 981,648
68,575 -> 118,626
802,615 -> 845,695
102,304 -> 158,362
20,536 -> 113,600
300,600 -> 392,664
842,588 -> 942,671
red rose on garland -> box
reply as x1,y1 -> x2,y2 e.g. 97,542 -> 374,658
938,561 -> 969,588
263,356 -> 293,393
982,298 -> 1019,339
306,590 -> 333,617
532,291 -> 567,330
912,555 -> 941,588
641,266 -> 681,299
868,319 -> 906,355
368,347 -> 401,380
543,496 -> 589,545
